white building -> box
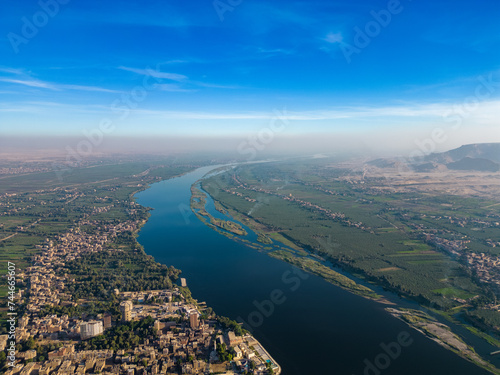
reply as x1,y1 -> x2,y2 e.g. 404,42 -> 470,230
80,321 -> 104,340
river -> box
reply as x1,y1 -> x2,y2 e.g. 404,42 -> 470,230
135,165 -> 494,375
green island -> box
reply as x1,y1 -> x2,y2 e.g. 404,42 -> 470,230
256,234 -> 273,245
190,184 -> 248,237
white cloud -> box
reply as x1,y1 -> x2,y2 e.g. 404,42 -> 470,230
0,78 -> 57,89
157,84 -> 194,92
0,67 -> 26,75
118,66 -> 187,82
323,32 -> 343,44
118,65 -> 240,91
192,81 -> 240,89
0,68 -> 121,93
58,84 -> 120,93
3,100 -> 499,124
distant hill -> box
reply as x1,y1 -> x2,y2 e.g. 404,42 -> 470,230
426,143 -> 500,164
367,158 -> 396,168
366,143 -> 500,173
412,162 -> 438,172
424,143 -> 500,172
447,157 -> 499,172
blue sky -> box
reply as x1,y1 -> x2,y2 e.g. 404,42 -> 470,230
1,0 -> 500,153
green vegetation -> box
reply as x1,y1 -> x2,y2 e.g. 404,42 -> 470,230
211,217 -> 247,236
58,249 -> 181,301
190,185 -> 247,236
257,233 -> 273,245
214,201 -> 228,214
270,250 -> 380,300
217,315 -> 245,336
265,361 -> 275,375
216,343 -> 234,362
39,301 -> 120,320
78,316 -> 157,351
465,309 -> 500,334
433,288 -> 476,300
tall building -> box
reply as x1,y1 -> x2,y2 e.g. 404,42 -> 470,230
189,313 -> 199,329
103,313 -> 112,329
120,300 -> 133,322
80,321 -> 103,340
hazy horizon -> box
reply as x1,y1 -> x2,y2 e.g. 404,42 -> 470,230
2,134 -> 498,161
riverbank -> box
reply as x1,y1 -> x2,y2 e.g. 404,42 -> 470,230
387,308 -> 500,374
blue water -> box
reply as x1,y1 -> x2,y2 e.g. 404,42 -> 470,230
136,166 -> 493,375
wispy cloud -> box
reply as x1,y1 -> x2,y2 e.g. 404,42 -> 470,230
0,67 -> 26,75
59,84 -> 121,93
159,59 -> 190,65
100,100 -> 500,122
0,68 -> 122,93
157,84 -> 195,93
118,66 -> 187,82
192,81 -> 241,89
401,69 -> 500,97
119,66 -> 239,91
4,100 -> 500,122
0,78 -> 56,89
0,101 -> 107,114
323,32 -> 343,44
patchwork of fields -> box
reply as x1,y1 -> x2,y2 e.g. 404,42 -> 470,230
201,159 -> 500,324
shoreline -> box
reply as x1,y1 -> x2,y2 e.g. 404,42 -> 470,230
387,308 -> 500,375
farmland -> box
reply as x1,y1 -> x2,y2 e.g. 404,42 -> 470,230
200,158 -> 500,334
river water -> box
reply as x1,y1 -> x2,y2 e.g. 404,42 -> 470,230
135,165 -> 494,375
